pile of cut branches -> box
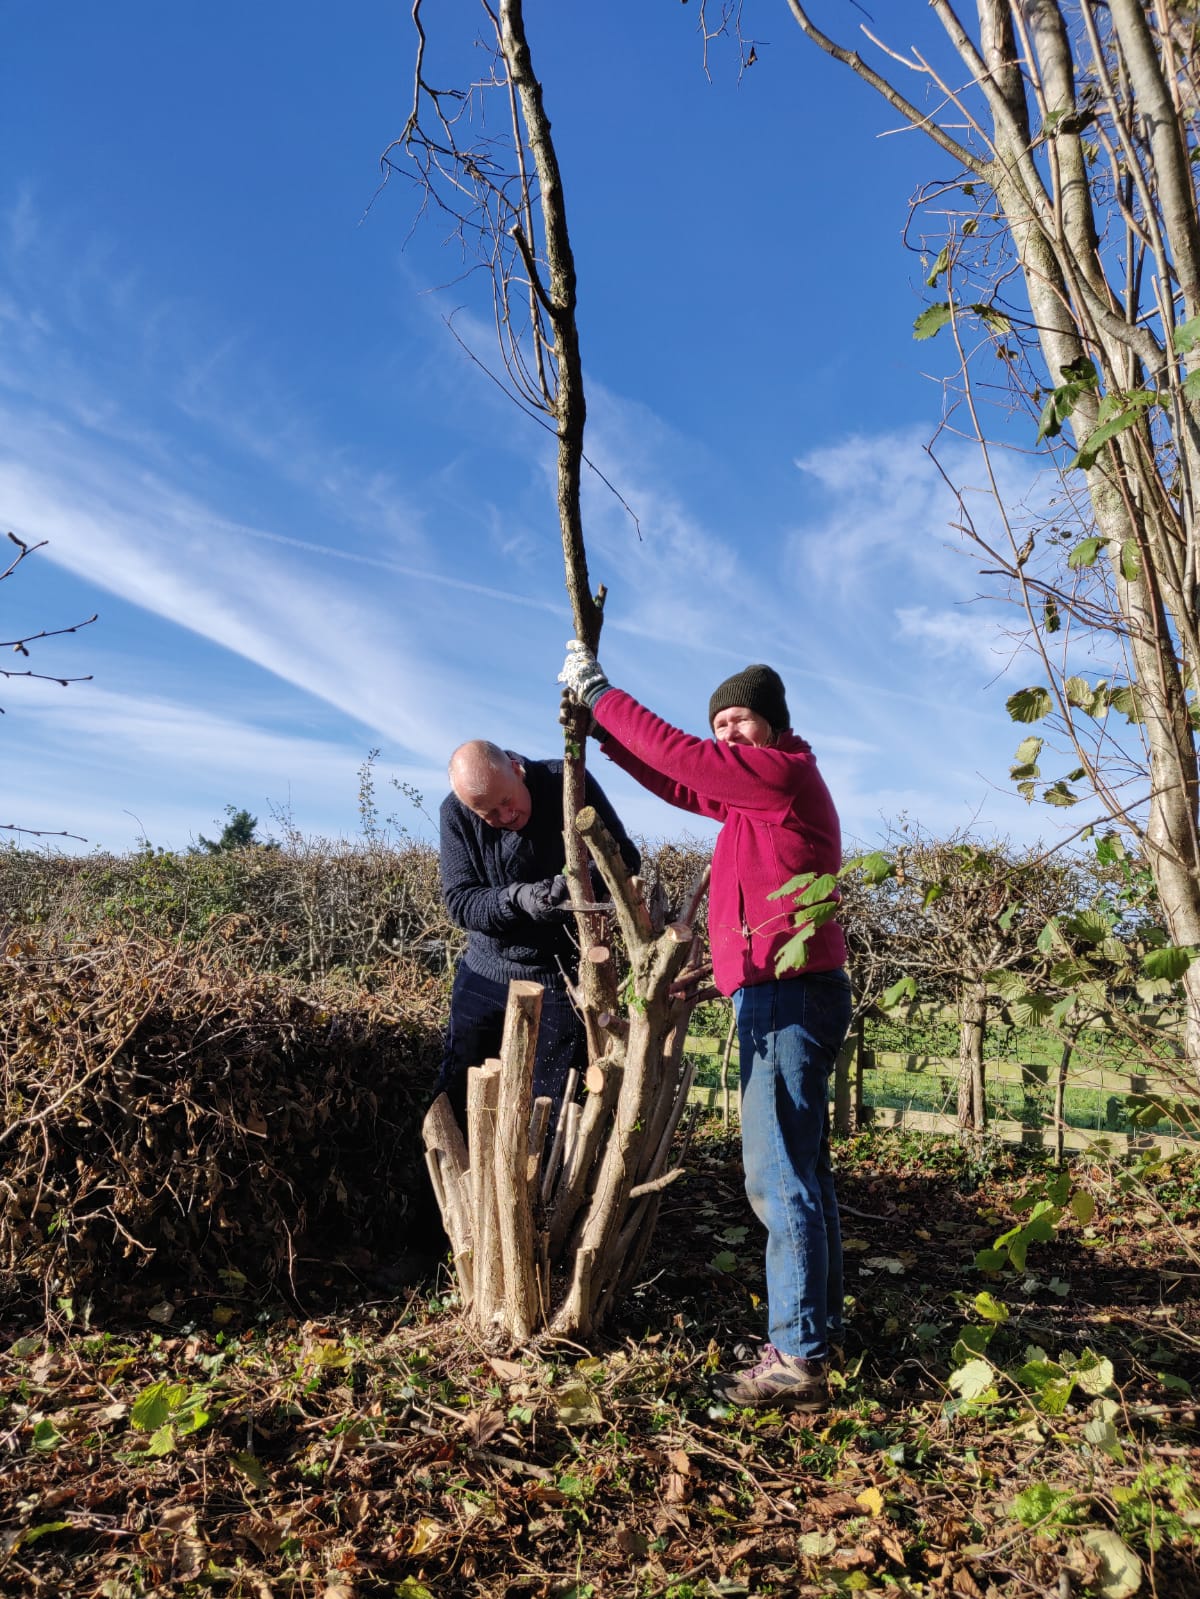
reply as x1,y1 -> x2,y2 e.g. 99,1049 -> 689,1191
0,929 -> 443,1313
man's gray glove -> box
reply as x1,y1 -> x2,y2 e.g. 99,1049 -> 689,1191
558,639 -> 612,710
510,874 -> 571,921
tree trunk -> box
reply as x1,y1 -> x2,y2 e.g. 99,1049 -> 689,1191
785,0 -> 1200,1083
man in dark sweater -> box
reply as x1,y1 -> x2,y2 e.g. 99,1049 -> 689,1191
435,739 -> 640,1130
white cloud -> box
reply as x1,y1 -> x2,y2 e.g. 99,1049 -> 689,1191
894,603 -> 1018,670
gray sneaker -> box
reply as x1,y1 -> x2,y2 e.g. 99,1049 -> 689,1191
716,1344 -> 829,1411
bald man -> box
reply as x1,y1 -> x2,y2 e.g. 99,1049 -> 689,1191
435,740 -> 640,1130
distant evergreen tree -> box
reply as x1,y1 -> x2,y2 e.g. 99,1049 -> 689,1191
193,805 -> 273,854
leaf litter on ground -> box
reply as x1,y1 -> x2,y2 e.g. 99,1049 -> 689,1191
0,1126 -> 1197,1597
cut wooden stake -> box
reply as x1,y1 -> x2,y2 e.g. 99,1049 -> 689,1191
421,1093 -> 474,1305
539,1066 -> 579,1206
494,980 -> 543,1344
467,1061 -> 503,1327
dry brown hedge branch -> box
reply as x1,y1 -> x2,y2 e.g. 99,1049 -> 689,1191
0,928 -> 444,1313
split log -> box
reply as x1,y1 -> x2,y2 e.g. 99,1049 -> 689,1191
494,980 -> 542,1344
467,1061 -> 503,1327
421,1092 -> 475,1305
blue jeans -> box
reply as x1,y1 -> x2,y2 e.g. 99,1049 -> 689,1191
435,962 -> 587,1133
735,968 -> 852,1361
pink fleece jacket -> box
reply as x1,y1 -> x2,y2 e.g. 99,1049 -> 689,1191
593,688 -> 847,997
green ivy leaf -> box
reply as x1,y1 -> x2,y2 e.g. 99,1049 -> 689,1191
1043,595 -> 1060,633
1174,314 -> 1200,353
1120,538 -> 1142,581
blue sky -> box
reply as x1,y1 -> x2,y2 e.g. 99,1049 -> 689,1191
3,2 -> 1071,856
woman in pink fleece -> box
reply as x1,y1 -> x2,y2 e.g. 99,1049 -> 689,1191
559,644 -> 852,1413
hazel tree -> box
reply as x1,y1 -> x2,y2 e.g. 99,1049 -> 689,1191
726,1 -> 1200,1077
395,0 -> 712,1344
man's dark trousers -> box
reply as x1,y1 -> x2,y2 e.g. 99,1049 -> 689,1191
435,962 -> 586,1132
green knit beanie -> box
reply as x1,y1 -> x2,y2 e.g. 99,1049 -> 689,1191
708,664 -> 791,733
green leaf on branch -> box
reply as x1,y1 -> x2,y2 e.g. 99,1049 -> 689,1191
1183,368 -> 1200,401
774,931 -> 812,976
1120,539 -> 1142,581
1043,595 -> 1060,632
923,883 -> 944,909
1141,945 -> 1198,980
1068,537 -> 1104,568
796,873 -> 838,907
1043,781 -> 1080,807
1038,919 -> 1063,956
881,975 -> 918,1009
1008,993 -> 1055,1026
841,850 -> 894,885
1070,391 -> 1158,471
1036,392 -> 1063,441
970,302 -> 1011,333
914,303 -> 953,340
1007,686 -> 1052,722
1037,358 -> 1099,442
1061,355 -> 1099,385
1107,684 -> 1143,723
1062,910 -> 1112,945
1174,314 -> 1200,353
768,871 -> 815,902
925,246 -> 950,287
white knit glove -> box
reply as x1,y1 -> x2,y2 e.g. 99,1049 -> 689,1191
557,639 -> 612,709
